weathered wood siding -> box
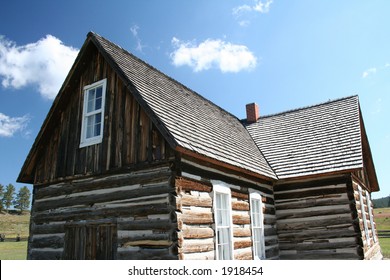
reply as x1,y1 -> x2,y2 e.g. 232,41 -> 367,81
274,177 -> 362,260
28,165 -> 179,260
351,180 -> 382,259
33,45 -> 172,184
175,159 -> 279,260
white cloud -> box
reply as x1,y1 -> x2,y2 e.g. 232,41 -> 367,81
362,67 -> 377,78
0,35 -> 78,99
232,4 -> 252,16
0,112 -> 30,137
232,0 -> 274,26
253,0 -> 273,13
171,37 -> 257,73
130,24 -> 144,52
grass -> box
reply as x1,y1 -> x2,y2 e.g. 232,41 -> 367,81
0,211 -> 30,260
0,241 -> 27,260
0,211 -> 30,239
374,207 -> 390,259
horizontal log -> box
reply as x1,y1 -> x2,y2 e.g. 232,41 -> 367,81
118,219 -> 175,231
275,186 -> 347,200
30,235 -> 64,249
178,210 -> 213,225
264,227 -> 277,236
280,250 -> 360,260
180,238 -> 214,253
265,237 -> 279,247
234,248 -> 253,260
265,246 -> 279,259
175,177 -> 212,193
180,193 -> 212,208
233,227 -> 251,237
231,190 -> 249,200
121,240 -> 173,247
29,249 -> 63,260
278,228 -> 357,242
33,203 -> 174,223
232,200 -> 249,211
279,240 -> 358,251
32,222 -> 66,235
117,247 -> 177,260
35,165 -> 172,199
179,250 -> 215,260
277,215 -> 353,231
34,184 -> 173,212
276,207 -> 351,220
232,213 -> 250,225
275,194 -> 349,210
182,227 -> 214,239
234,238 -> 252,249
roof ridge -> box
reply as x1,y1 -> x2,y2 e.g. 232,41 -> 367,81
259,95 -> 359,119
88,32 -> 242,123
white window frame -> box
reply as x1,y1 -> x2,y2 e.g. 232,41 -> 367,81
80,79 -> 107,148
249,189 -> 266,260
212,181 -> 234,260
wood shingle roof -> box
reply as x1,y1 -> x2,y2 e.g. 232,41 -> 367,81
246,96 -> 371,180
90,32 -> 277,179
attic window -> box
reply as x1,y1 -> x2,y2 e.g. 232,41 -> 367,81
80,79 -> 107,148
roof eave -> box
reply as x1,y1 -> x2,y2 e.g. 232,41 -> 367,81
176,146 -> 277,183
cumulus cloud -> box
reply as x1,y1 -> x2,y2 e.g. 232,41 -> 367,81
0,35 -> 79,99
362,67 -> 377,78
0,112 -> 30,137
170,37 -> 257,73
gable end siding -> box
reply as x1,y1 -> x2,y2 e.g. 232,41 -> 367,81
32,46 -> 173,184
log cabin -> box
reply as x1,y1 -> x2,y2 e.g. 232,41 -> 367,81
17,32 -> 382,260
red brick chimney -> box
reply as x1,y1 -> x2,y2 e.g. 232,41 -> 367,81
246,103 -> 259,123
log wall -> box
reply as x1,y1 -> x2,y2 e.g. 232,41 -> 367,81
175,159 -> 279,260
274,177 -> 361,260
28,165 -> 179,260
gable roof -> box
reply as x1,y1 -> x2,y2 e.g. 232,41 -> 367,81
17,32 -> 276,183
245,95 -> 379,191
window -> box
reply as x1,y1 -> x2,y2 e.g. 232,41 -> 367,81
250,190 -> 265,259
213,182 -> 233,260
80,79 -> 107,147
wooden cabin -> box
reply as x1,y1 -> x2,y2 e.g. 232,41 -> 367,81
17,32 -> 382,260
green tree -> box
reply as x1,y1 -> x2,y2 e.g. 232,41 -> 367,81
13,186 -> 31,213
3,184 -> 15,212
0,184 -> 4,212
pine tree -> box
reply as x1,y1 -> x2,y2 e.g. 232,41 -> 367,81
13,186 -> 31,213
3,184 -> 15,212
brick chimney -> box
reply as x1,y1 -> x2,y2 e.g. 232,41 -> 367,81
246,103 -> 260,123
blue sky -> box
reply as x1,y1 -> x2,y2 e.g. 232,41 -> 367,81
0,0 -> 389,199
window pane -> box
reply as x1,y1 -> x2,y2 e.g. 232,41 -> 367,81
95,113 -> 101,124
95,96 -> 102,110
87,89 -> 96,113
95,123 -> 101,137
86,116 -> 94,139
96,86 -> 102,99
